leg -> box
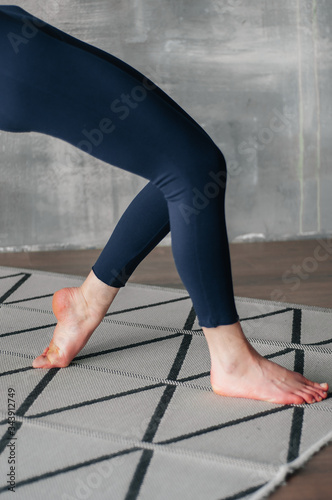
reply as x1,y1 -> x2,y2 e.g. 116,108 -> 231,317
92,182 -> 170,287
33,182 -> 170,368
1,7 -> 328,403
203,323 -> 328,404
33,270 -> 119,368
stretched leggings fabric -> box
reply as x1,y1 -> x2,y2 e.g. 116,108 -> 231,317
0,6 -> 239,327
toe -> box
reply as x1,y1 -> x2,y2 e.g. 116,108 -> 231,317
302,385 -> 328,400
267,393 -> 305,405
304,379 -> 329,392
32,354 -> 53,369
312,381 -> 328,389
287,394 -> 306,405
46,350 -> 69,368
32,343 -> 68,368
298,377 -> 328,399
299,392 -> 317,404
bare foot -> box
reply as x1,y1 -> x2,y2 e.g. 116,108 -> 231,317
32,271 -> 119,368
203,322 -> 329,405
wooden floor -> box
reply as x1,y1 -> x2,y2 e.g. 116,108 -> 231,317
0,239 -> 331,499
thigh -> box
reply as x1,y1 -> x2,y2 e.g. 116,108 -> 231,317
0,6 -> 214,183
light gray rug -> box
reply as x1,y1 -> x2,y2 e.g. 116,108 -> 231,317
0,265 -> 331,500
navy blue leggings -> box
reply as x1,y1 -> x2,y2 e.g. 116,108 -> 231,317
0,6 -> 239,327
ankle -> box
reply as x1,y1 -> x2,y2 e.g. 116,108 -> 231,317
80,271 -> 120,316
203,321 -> 252,363
202,321 -> 245,348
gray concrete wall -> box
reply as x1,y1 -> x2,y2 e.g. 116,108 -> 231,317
0,0 -> 331,251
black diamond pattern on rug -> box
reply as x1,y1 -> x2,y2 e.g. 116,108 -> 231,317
0,266 -> 331,500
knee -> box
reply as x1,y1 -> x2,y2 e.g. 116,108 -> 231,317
158,143 -> 228,224
152,126 -> 228,203
180,141 -> 227,195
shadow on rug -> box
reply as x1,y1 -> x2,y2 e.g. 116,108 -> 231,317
0,266 -> 331,500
